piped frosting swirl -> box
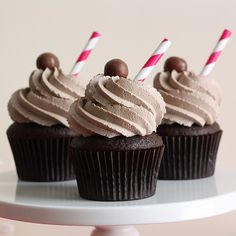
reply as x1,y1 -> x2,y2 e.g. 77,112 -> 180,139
8,68 -> 87,127
154,70 -> 222,127
69,74 -> 166,138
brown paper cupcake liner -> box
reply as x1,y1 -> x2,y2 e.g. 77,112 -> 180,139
158,131 -> 222,180
69,146 -> 164,201
8,137 -> 75,182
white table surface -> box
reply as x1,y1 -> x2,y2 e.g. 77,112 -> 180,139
0,168 -> 236,226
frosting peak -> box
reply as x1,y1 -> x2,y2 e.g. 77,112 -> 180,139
154,70 -> 222,127
69,74 -> 166,138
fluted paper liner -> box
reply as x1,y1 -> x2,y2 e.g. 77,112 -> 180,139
158,131 -> 222,180
8,137 -> 75,182
69,146 -> 164,201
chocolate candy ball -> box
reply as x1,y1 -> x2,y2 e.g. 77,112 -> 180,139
104,59 -> 128,78
164,57 -> 187,73
36,52 -> 60,70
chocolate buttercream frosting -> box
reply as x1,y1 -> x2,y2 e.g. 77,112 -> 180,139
8,68 -> 87,127
69,74 -> 166,137
154,70 -> 222,127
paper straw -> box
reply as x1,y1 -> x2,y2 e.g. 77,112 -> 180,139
200,29 -> 232,76
134,38 -> 171,83
70,31 -> 101,76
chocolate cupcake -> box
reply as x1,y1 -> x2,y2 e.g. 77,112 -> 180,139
68,59 -> 166,201
7,53 -> 87,182
154,57 -> 223,180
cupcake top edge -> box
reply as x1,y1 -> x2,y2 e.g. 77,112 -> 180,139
68,59 -> 166,138
153,57 -> 222,127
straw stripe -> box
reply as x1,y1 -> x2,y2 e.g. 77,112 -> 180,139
70,31 -> 101,76
143,55 -> 163,67
200,29 -> 232,76
82,36 -> 101,51
219,29 -> 232,40
134,38 -> 171,83
205,51 -> 221,65
200,63 -> 216,77
70,61 -> 86,76
75,51 -> 91,62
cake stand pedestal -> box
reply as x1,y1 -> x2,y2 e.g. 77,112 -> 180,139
1,168 -> 236,236
91,226 -> 139,236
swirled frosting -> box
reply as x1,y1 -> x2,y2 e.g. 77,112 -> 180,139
154,70 -> 222,127
8,68 -> 87,127
69,74 -> 166,138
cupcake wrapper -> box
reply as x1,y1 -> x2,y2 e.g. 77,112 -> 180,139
8,137 -> 75,182
69,146 -> 164,201
158,131 -> 222,180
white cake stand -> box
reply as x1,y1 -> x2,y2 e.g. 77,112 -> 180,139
0,168 -> 236,236
0,160 -> 15,235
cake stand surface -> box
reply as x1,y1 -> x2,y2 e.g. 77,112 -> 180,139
0,168 -> 236,236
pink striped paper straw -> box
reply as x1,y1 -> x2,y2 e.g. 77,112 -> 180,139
70,31 -> 101,76
200,29 -> 232,76
134,38 -> 171,83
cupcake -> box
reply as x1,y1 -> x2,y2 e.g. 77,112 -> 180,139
154,57 -> 223,180
7,53 -> 87,182
68,59 -> 166,201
